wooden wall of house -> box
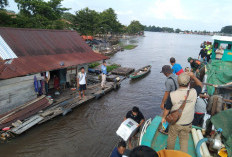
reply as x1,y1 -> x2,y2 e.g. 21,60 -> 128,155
0,74 -> 42,115
66,64 -> 88,87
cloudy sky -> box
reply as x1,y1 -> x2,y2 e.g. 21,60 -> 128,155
6,0 -> 232,31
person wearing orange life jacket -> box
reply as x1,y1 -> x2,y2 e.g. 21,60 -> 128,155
187,57 -> 205,81
187,57 -> 203,73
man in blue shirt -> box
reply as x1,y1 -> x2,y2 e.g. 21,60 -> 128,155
110,141 -> 126,157
101,60 -> 107,89
170,57 -> 184,76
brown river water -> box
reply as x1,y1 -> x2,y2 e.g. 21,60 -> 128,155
0,32 -> 211,157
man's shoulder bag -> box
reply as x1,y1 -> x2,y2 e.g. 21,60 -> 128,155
166,90 -> 190,125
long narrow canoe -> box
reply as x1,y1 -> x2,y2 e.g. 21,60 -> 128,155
130,65 -> 151,79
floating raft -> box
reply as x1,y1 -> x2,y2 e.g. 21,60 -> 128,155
106,75 -> 125,82
40,82 -> 115,124
11,115 -> 43,135
0,82 -> 118,137
111,67 -> 135,76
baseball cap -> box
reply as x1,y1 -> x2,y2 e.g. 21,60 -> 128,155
178,72 -> 190,86
160,65 -> 173,73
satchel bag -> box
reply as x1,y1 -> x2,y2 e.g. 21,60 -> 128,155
166,90 -> 190,125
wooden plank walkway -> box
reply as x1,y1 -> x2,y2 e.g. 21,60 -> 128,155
39,82 -> 115,124
0,81 -> 118,139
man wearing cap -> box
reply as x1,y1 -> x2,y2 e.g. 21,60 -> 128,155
187,57 -> 202,73
188,57 -> 205,81
161,72 -> 203,153
160,65 -> 178,110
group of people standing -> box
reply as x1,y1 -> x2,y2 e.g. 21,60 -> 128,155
76,60 -> 108,99
199,41 -> 224,62
111,57 -> 206,157
160,57 -> 205,153
199,41 -> 213,62
77,57 -> 207,156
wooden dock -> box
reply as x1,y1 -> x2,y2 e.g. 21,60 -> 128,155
0,82 -> 117,139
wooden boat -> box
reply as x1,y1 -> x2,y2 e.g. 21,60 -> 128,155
139,116 -> 203,157
130,65 -> 151,79
139,116 -> 197,156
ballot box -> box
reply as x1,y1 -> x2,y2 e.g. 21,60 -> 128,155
116,118 -> 138,141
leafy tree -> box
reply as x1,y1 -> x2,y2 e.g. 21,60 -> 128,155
99,8 -> 122,34
62,12 -> 75,23
175,28 -> 181,33
0,10 -> 15,26
74,7 -> 100,35
74,7 -> 123,35
14,0 -> 69,29
15,0 -> 68,20
127,20 -> 144,35
0,0 -> 8,9
221,25 -> 232,34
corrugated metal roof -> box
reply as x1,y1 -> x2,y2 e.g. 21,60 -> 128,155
0,97 -> 51,129
0,27 -> 108,79
0,27 -> 94,57
0,35 -> 17,60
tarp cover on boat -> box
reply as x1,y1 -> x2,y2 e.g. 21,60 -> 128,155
211,109 -> 232,156
206,60 -> 232,95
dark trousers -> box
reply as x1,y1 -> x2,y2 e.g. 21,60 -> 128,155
206,55 -> 211,62
192,113 -> 205,127
45,82 -> 48,95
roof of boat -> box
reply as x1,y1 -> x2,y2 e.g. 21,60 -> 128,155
212,35 -> 232,42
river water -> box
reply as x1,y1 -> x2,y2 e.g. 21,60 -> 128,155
1,32 -> 211,157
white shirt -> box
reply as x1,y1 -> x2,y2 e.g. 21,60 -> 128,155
78,72 -> 86,85
215,49 -> 224,59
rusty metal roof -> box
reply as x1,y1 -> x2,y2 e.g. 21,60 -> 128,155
0,27 -> 108,79
0,97 -> 51,129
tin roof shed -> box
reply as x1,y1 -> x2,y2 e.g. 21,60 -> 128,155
0,27 -> 108,79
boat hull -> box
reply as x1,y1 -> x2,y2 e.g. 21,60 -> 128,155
140,116 -> 197,157
130,65 -> 151,79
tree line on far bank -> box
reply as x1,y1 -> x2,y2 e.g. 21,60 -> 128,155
145,25 -> 232,35
0,0 -> 144,36
1,0 -> 231,35
144,25 -> 206,34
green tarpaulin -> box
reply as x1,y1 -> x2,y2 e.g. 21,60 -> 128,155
211,109 -> 232,157
206,60 -> 232,95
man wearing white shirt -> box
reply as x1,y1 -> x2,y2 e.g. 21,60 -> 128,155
77,67 -> 87,99
215,46 -> 224,60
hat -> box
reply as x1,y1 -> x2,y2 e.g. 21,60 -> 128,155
160,65 -> 173,74
187,57 -> 193,62
178,72 -> 190,86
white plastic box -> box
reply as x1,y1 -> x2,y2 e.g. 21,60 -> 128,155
116,118 -> 138,141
